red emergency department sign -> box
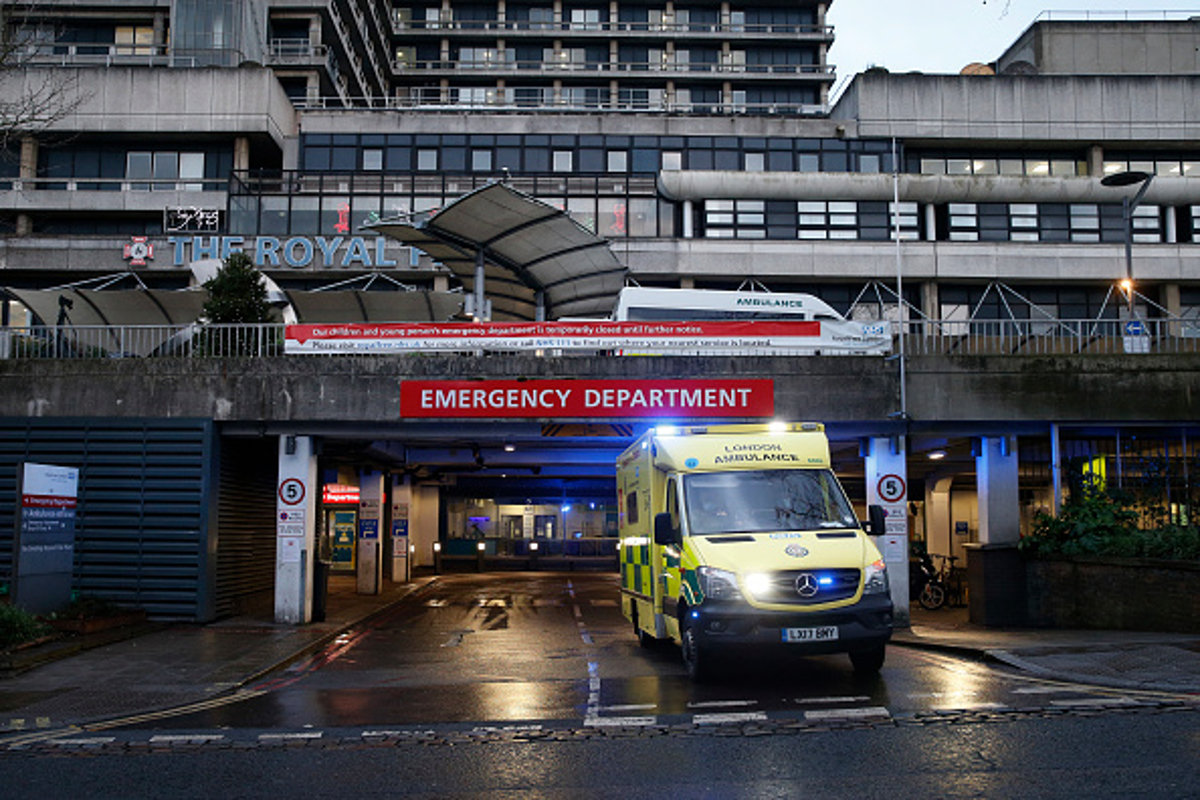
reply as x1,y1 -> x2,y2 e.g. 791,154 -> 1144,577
400,379 -> 774,419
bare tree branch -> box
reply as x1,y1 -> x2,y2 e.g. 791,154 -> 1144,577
0,2 -> 82,152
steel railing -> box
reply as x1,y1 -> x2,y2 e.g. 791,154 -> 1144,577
2,319 -> 1199,360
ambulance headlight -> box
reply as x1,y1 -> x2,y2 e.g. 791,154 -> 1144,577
696,566 -> 742,601
743,572 -> 771,599
863,559 -> 889,595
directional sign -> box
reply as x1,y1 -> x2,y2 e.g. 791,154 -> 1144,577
1125,320 -> 1146,337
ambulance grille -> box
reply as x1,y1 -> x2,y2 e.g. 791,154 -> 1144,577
753,569 -> 861,605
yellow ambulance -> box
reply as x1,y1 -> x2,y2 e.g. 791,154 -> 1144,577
618,422 -> 893,679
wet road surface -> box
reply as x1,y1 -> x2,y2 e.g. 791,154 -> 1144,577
113,572 -> 1171,732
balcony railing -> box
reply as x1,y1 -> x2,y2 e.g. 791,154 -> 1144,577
392,18 -> 834,37
3,319 -> 1198,361
396,59 -> 833,76
292,94 -> 828,115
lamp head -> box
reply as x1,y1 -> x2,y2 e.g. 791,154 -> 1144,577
1101,170 -> 1152,188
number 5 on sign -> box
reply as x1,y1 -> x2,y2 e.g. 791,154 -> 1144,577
279,478 -> 306,505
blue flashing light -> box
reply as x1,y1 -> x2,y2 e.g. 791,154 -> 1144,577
689,610 -> 700,620
561,504 -> 572,513
656,425 -> 680,436
817,576 -> 834,586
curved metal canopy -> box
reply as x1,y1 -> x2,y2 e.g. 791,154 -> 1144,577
369,182 -> 627,321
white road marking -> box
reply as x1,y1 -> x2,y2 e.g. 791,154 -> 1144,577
53,737 -> 117,745
257,732 -> 323,741
792,696 -> 871,705
150,734 -> 226,743
687,699 -> 758,709
598,704 -> 658,713
1051,697 -> 1139,707
694,711 -> 769,725
805,707 -> 891,721
583,716 -> 657,727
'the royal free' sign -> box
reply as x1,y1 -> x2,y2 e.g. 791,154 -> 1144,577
400,379 -> 774,419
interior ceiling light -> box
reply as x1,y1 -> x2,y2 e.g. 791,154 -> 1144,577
927,450 -> 947,460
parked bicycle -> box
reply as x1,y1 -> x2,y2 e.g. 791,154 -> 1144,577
914,553 -> 962,610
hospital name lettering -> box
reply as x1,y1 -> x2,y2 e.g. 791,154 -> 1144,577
168,236 -> 402,268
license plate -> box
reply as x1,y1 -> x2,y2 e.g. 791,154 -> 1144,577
782,626 -> 839,643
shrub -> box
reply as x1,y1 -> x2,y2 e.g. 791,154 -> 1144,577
0,602 -> 51,649
1022,480 -> 1199,560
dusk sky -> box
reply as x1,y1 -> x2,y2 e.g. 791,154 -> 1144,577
827,1 -> 1198,97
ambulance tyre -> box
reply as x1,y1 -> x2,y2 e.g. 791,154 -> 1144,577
681,621 -> 712,681
849,645 -> 886,675
632,608 -> 655,648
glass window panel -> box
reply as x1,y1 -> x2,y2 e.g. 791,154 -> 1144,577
744,152 -> 765,171
607,151 -> 628,172
999,159 -> 1024,175
363,149 -> 384,171
290,196 -> 320,234
920,158 -> 945,175
417,149 -> 438,170
472,150 -> 492,171
946,159 -> 971,175
568,197 -> 596,232
260,196 -> 289,235
179,152 -> 205,190
627,198 -> 658,237
1026,160 -> 1050,176
553,151 -> 573,172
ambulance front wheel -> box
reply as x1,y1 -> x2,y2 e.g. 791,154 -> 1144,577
849,645 -> 886,675
681,622 -> 712,681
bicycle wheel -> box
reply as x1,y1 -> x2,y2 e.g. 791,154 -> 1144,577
919,581 -> 947,610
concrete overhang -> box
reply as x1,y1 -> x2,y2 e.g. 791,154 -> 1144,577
657,171 -> 1200,205
7,66 -> 298,150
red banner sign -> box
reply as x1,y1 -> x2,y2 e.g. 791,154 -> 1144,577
400,379 -> 774,419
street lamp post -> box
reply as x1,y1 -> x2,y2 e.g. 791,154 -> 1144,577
1100,170 -> 1154,317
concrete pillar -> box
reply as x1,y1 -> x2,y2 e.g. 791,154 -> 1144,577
864,436 -> 910,626
975,435 -> 1019,545
967,434 -> 1026,626
15,136 -> 37,235
1087,144 -> 1105,177
1165,207 -> 1177,243
233,137 -> 250,173
923,203 -> 937,241
275,435 -> 319,624
682,199 -> 694,238
390,474 -> 412,582
920,281 -> 940,320
924,475 -> 954,557
1163,283 -> 1182,336
357,469 -> 385,595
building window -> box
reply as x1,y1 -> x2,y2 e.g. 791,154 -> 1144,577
553,151 -> 573,172
662,151 -> 682,171
607,151 -> 628,172
472,150 -> 493,171
363,149 -> 384,171
745,152 -> 765,171
417,149 -> 438,170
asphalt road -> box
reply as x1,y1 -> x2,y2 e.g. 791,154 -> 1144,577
110,572 -> 1189,731
2,710 -> 1197,799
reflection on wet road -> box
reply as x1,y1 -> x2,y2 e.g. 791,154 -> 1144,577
123,572 -> 1142,731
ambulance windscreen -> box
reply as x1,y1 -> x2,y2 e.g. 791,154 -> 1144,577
683,469 -> 858,536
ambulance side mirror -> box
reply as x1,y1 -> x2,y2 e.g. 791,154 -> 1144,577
865,504 -> 887,535
654,512 -> 681,546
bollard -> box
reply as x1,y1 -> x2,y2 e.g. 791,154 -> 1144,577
433,541 -> 442,574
